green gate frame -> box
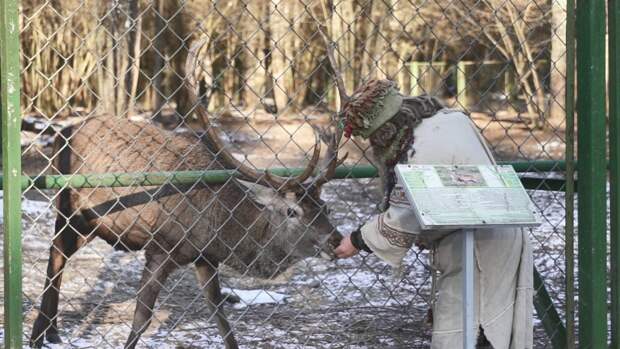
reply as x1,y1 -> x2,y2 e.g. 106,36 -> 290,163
1,0 -> 23,348
576,1 -> 608,348
612,0 -> 620,347
2,0 -> 612,348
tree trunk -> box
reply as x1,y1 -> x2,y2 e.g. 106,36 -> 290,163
152,0 -> 166,118
243,1 -> 265,108
171,0 -> 189,118
100,1 -> 127,116
232,44 -> 246,106
270,1 -> 291,113
210,36 -> 228,110
550,0 -> 567,126
125,0 -> 142,115
352,0 -> 373,86
262,1 -> 277,113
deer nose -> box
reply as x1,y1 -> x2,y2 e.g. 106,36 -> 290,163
313,235 -> 338,261
327,231 -> 343,248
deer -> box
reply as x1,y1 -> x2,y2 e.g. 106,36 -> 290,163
29,38 -> 351,349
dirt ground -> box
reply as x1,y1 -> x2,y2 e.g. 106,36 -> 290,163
2,110 -> 565,348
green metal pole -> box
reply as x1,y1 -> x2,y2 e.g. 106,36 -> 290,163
576,0 -> 608,347
15,166 -> 381,190
7,161 -> 565,191
0,0 -> 22,348
564,0 -> 576,346
611,0 -> 620,346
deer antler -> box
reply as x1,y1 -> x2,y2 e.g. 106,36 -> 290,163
185,39 -> 321,191
312,125 -> 349,188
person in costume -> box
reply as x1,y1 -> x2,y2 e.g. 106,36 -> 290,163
333,79 -> 533,349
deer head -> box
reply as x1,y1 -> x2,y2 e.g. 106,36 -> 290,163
184,38 -> 350,273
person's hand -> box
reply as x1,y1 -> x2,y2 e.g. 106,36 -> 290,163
334,235 -> 359,258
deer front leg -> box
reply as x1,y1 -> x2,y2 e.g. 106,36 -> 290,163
124,254 -> 175,349
195,259 -> 239,349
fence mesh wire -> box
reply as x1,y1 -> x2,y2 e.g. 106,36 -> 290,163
4,0 -> 568,347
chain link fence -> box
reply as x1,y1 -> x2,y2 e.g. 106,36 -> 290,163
2,0 -> 569,347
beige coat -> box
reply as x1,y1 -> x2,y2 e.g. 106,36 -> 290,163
360,110 -> 533,349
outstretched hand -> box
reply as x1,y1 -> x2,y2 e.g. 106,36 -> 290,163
334,235 -> 359,259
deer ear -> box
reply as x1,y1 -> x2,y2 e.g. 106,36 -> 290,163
237,180 -> 278,208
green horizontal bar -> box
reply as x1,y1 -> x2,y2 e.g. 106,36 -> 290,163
1,161 -> 569,191
12,165 -> 377,190
509,160 -> 566,172
520,177 -> 574,192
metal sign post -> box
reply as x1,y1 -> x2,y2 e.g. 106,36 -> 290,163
395,164 -> 541,349
463,228 -> 475,349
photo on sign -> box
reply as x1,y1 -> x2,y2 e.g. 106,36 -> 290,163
436,166 -> 485,187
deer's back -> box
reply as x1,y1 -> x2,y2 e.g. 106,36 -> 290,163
63,115 -> 213,174
57,115 -> 236,255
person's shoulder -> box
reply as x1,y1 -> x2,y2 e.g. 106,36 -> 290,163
434,108 -> 470,120
421,108 -> 472,127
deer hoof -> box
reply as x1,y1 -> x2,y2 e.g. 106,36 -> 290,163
29,336 -> 44,349
222,291 -> 241,304
46,331 -> 63,344
30,318 -> 47,348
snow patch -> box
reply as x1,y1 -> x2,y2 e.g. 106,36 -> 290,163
0,191 -> 53,224
222,287 -> 288,309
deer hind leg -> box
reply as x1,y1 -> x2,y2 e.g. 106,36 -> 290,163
30,215 -> 92,348
124,254 -> 176,349
194,259 -> 239,349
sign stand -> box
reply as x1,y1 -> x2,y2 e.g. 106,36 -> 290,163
463,228 -> 475,349
394,164 -> 541,349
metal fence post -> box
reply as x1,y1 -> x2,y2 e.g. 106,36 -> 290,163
564,0 -> 576,347
1,0 -> 22,348
576,0 -> 607,347
610,0 -> 620,346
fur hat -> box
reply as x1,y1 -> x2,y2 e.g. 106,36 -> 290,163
342,79 -> 404,138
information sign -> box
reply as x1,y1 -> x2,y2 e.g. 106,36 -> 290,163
395,164 -> 541,230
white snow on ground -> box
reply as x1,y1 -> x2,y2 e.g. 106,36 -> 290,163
222,288 -> 288,309
0,191 -> 53,225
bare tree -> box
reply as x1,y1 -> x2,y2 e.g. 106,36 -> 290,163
19,0 -> 557,124
151,0 -> 166,118
447,0 -> 551,126
125,0 -> 142,115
